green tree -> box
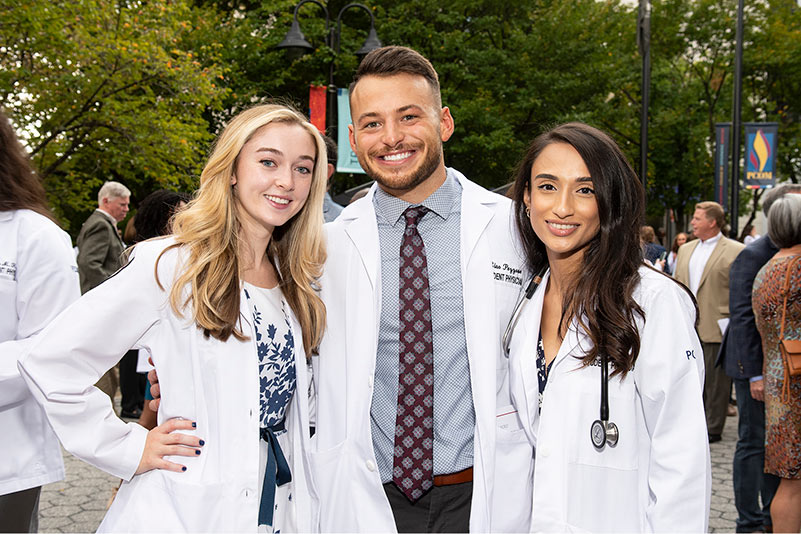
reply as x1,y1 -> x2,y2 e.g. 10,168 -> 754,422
0,0 -> 227,235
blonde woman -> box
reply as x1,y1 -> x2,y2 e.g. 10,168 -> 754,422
18,104 -> 327,532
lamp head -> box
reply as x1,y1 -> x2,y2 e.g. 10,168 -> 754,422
355,26 -> 382,58
277,18 -> 314,54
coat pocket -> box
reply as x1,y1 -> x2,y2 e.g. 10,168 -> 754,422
493,406 -> 534,532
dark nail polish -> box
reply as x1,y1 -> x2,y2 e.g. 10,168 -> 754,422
199,440 -> 205,446
181,466 -> 187,472
195,449 -> 201,455
192,422 -> 196,428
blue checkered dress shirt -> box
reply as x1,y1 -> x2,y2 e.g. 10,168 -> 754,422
371,169 -> 475,484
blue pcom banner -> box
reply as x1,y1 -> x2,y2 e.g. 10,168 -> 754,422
744,122 -> 778,189
714,123 -> 730,212
336,88 -> 366,174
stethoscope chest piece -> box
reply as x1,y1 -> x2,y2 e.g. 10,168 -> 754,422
590,419 -> 619,449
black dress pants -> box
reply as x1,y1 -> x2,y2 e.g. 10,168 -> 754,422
384,481 -> 472,533
119,349 -> 145,414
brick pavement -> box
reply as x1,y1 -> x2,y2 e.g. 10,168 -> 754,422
38,413 -> 741,533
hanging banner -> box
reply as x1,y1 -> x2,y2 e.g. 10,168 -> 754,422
714,123 -> 730,212
308,85 -> 327,134
336,88 -> 365,174
743,122 -> 778,189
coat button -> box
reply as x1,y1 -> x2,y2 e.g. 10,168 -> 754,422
540,447 -> 551,458
366,459 -> 377,472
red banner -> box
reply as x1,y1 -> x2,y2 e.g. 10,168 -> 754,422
309,85 -> 327,134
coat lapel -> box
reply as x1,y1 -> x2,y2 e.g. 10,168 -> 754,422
457,172 -> 495,267
342,186 -> 380,293
697,237 -> 726,291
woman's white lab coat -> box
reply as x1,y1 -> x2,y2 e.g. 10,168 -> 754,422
507,266 -> 711,533
311,170 -> 533,533
18,237 -> 317,532
0,209 -> 79,496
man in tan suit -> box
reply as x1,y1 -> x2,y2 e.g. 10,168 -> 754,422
674,201 -> 744,442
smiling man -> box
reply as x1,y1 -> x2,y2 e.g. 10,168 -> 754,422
674,201 -> 744,443
311,46 -> 531,532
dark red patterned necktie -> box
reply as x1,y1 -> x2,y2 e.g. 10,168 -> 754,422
393,205 -> 434,502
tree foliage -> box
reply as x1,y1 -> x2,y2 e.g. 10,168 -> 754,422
2,0 -> 800,235
0,0 -> 227,234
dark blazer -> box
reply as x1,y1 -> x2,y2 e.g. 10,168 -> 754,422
717,235 -> 779,378
644,242 -> 667,264
76,210 -> 125,294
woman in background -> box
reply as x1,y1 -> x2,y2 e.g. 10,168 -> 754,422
0,109 -> 80,532
19,104 -> 327,532
506,122 -> 710,531
753,193 -> 801,533
666,231 -> 687,275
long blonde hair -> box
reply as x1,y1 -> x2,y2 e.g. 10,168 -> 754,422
158,104 -> 327,355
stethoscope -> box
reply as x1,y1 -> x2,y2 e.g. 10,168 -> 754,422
502,267 -> 619,450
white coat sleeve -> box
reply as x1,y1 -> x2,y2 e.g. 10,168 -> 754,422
0,221 -> 80,407
635,280 -> 710,532
17,242 -> 167,481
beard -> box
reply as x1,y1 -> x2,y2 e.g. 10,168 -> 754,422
357,142 -> 443,196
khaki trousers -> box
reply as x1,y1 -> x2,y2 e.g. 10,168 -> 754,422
96,365 -> 119,402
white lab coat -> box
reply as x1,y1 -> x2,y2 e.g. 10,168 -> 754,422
0,209 -> 79,495
18,237 -> 317,532
507,266 -> 711,533
311,169 -> 533,532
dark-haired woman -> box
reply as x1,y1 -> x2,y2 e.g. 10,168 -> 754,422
506,122 -> 710,531
0,110 -> 80,531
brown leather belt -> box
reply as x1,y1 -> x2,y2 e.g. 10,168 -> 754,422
433,467 -> 473,486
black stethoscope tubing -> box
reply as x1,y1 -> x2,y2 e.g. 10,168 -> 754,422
502,267 -> 618,449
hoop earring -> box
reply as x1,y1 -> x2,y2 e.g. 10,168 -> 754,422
525,207 -> 530,217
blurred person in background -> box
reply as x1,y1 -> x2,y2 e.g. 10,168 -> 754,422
77,180 -> 131,402
753,193 -> 801,534
742,223 -> 760,246
0,109 -> 80,532
640,225 -> 667,270
666,232 -> 687,275
674,201 -> 744,443
322,135 -> 344,223
125,189 -> 191,429
717,184 -> 800,533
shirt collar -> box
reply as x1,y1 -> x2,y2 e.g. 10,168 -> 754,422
373,169 -> 460,226
96,208 -> 117,223
699,231 -> 722,246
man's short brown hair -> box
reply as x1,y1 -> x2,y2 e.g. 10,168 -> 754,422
349,46 -> 441,106
695,201 -> 725,229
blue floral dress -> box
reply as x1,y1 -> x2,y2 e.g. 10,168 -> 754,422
244,283 -> 297,532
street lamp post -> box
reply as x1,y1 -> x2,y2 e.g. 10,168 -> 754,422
277,1 -> 381,138
730,0 -> 744,239
638,0 -> 651,193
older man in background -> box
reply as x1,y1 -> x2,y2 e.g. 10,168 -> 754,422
76,180 -> 129,401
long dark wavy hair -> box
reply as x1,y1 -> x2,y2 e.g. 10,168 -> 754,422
0,109 -> 57,223
511,122 -> 645,377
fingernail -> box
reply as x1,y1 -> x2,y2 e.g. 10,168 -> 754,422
192,422 -> 196,428
181,466 -> 187,472
195,449 -> 201,455
199,440 -> 205,446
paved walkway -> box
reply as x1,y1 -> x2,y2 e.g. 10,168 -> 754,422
39,413 -> 742,532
